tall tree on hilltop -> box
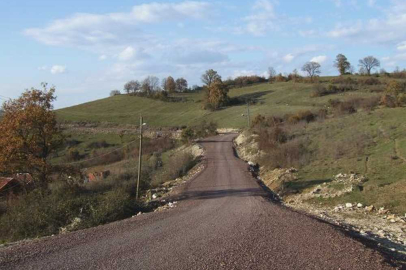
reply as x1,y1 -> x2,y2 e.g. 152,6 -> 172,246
124,80 -> 140,94
358,56 -> 380,76
201,69 -> 221,87
334,54 -> 351,75
0,83 -> 64,188
301,62 -> 321,82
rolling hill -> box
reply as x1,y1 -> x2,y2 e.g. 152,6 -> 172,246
57,77 -> 379,128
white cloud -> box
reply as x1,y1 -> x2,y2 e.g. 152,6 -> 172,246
24,1 -> 211,51
397,41 -> 406,51
99,55 -> 107,60
232,70 -> 257,78
118,47 -> 135,61
283,53 -> 295,63
327,1 -> 406,45
50,65 -> 66,74
310,55 -> 327,64
243,0 -> 277,36
37,66 -> 48,71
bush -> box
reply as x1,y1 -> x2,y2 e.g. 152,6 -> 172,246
286,110 -> 316,124
152,152 -> 196,186
317,109 -> 328,120
85,188 -> 134,227
181,127 -> 195,143
311,83 -> 355,98
66,148 -> 81,162
328,99 -> 357,115
259,138 -> 312,169
360,96 -> 380,111
181,121 -> 218,142
275,74 -> 287,82
383,80 -> 406,107
380,95 -> 397,108
330,76 -> 358,85
87,140 -> 110,149
359,77 -> 381,86
251,115 -> 283,129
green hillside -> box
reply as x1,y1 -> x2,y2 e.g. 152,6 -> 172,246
55,76 -> 406,214
58,77 -> 379,128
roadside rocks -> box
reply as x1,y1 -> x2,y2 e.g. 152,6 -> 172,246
59,217 -> 82,234
154,201 -> 178,212
146,163 -> 205,202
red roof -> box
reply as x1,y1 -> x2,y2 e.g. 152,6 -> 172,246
0,177 -> 18,191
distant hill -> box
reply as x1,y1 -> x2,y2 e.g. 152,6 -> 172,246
57,76 -> 380,128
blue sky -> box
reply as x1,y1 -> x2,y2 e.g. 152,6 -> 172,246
1,0 -> 406,108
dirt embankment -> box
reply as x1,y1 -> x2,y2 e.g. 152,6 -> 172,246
234,132 -> 406,262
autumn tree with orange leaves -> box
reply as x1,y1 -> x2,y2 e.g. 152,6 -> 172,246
0,83 -> 63,188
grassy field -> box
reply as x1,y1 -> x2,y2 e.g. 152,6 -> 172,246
57,77 -> 379,128
296,107 -> 406,214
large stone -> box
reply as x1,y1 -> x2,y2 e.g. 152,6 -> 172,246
365,205 -> 375,212
345,203 -> 353,208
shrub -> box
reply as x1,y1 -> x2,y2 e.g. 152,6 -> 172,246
274,74 -> 288,82
257,126 -> 288,152
87,140 -> 109,149
311,84 -> 328,97
85,188 -> 134,227
330,76 -> 358,85
259,138 -> 312,169
286,110 -> 316,124
317,109 -> 328,119
181,127 -> 195,143
151,152 -> 196,186
328,98 -> 359,115
359,77 -> 381,86
380,95 -> 397,108
251,115 -> 283,129
360,96 -> 380,111
66,149 -> 81,162
383,80 -> 406,107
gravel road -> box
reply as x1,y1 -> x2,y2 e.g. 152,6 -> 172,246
0,134 -> 397,269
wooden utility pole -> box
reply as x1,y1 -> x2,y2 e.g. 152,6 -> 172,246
136,115 -> 143,200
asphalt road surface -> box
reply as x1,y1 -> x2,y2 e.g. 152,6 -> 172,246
0,134 -> 397,269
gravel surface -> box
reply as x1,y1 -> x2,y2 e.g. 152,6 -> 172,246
0,134 -> 398,269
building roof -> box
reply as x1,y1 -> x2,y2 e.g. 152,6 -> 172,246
0,177 -> 18,192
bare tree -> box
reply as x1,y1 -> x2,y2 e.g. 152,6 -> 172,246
161,78 -> 167,91
301,62 -> 321,82
176,78 -> 188,92
334,54 -> 351,75
268,67 -> 276,83
358,56 -> 380,76
142,76 -> 160,94
201,69 -> 221,87
124,80 -> 140,94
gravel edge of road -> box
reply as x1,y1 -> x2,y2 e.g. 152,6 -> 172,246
231,137 -> 406,269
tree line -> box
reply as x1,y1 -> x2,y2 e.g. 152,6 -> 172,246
267,54 -> 384,83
